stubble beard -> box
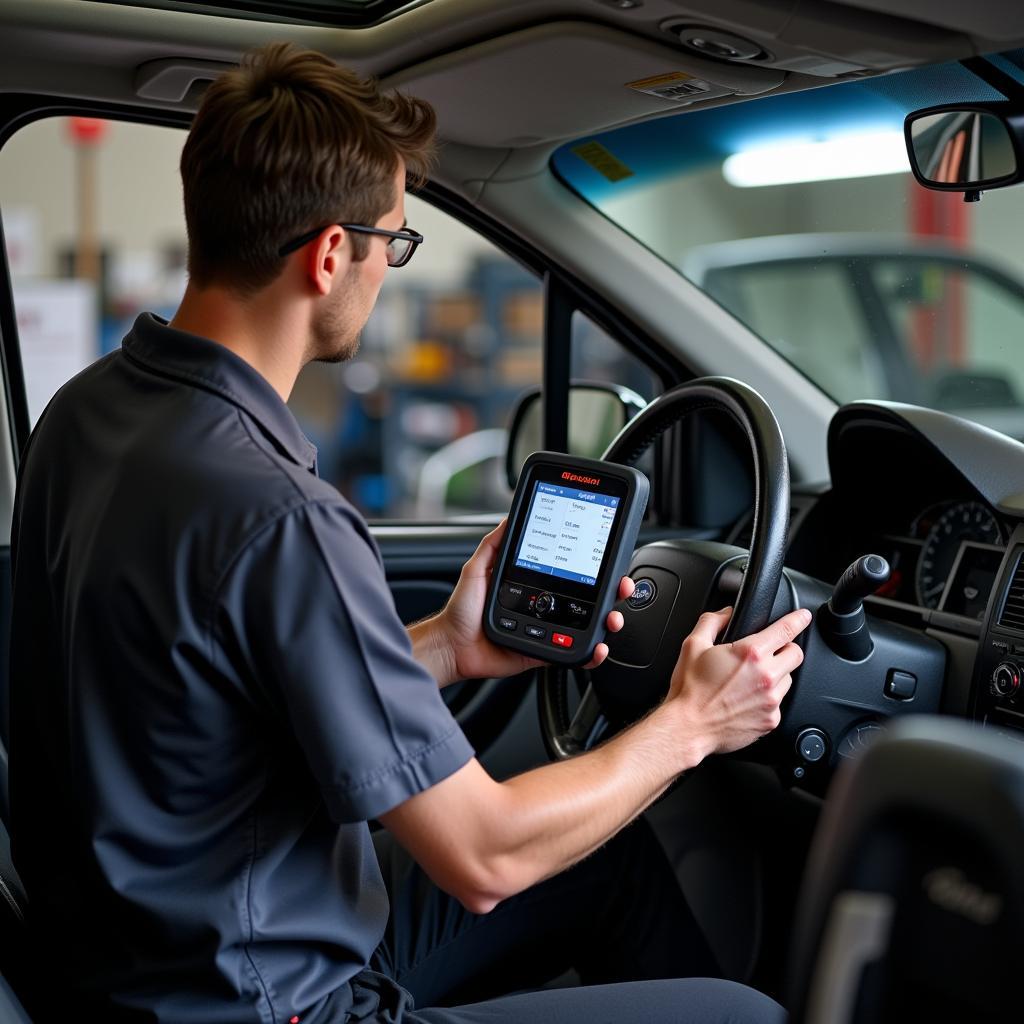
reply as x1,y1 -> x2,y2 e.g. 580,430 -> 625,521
310,268 -> 365,365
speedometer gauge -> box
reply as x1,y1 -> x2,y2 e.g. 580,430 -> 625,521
916,501 -> 1004,609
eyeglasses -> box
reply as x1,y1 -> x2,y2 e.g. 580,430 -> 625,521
277,223 -> 423,267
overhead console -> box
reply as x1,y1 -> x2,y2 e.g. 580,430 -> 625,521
658,0 -> 974,78
382,21 -> 785,148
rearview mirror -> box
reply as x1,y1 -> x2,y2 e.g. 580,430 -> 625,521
905,104 -> 1024,196
506,383 -> 646,488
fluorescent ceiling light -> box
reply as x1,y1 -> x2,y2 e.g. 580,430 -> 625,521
723,131 -> 909,187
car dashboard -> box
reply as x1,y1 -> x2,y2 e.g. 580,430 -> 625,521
731,400 -> 1024,771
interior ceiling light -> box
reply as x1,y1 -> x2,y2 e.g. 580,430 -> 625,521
666,24 -> 767,62
722,131 -> 909,187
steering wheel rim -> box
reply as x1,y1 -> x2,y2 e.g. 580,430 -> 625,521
538,376 -> 790,760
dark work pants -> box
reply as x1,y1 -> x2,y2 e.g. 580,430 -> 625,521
365,819 -> 786,1024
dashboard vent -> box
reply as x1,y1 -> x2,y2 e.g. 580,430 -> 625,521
998,553 -> 1024,632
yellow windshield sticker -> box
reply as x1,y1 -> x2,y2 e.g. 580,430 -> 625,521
571,141 -> 634,183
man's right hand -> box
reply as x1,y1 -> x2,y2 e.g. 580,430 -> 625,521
381,603 -> 813,915
667,606 -> 812,760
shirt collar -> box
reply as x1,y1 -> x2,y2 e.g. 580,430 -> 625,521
122,313 -> 318,471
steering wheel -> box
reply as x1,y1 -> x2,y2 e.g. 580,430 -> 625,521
538,377 -> 790,760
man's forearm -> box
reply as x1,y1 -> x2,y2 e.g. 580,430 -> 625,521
381,700 -> 705,914
479,702 -> 704,903
407,614 -> 459,687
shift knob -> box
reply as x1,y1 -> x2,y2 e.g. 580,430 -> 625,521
830,554 -> 891,616
818,554 -> 891,661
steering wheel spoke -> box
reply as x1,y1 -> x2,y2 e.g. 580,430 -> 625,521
566,682 -> 608,750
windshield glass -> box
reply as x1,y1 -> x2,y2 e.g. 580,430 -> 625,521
553,51 -> 1024,439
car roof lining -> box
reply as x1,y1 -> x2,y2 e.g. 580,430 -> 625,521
2,0 -> 1022,140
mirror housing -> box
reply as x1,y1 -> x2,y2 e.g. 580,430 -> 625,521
904,103 -> 1024,197
505,382 -> 647,488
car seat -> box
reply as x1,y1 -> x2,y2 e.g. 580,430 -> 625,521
0,812 -> 32,1021
786,715 -> 1024,1023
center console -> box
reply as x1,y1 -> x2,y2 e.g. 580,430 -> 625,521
972,524 -> 1024,729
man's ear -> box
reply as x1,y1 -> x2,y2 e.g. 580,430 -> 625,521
307,226 -> 348,296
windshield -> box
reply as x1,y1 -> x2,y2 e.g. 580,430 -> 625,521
553,51 -> 1024,440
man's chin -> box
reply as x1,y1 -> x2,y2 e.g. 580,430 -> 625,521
313,334 -> 361,365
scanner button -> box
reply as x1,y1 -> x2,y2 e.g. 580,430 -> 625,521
499,583 -> 526,612
525,625 -> 547,640
551,633 -> 574,649
498,617 -> 518,632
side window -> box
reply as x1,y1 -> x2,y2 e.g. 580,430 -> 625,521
571,311 -> 658,402
1,118 -> 658,522
287,191 -> 543,519
0,118 -> 544,521
0,117 -> 188,423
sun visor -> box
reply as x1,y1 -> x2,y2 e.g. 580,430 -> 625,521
382,21 -> 785,148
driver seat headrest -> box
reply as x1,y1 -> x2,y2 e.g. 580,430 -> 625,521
787,716 -> 1024,1024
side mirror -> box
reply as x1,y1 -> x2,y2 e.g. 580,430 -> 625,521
505,382 -> 647,488
904,104 -> 1024,197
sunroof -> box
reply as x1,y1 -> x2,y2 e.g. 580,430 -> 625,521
95,0 -> 429,28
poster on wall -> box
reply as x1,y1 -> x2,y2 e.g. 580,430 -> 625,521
3,206 -> 41,278
14,279 -> 98,424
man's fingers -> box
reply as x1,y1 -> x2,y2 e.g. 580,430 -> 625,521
753,608 -> 813,656
468,519 -> 508,575
618,576 -> 636,601
584,642 -> 609,671
768,671 -> 794,707
772,640 -> 805,677
482,517 -> 508,550
605,609 -> 624,633
688,606 -> 733,647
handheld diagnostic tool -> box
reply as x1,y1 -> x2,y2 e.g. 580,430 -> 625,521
484,452 -> 649,666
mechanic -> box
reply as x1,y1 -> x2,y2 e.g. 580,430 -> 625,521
9,43 -> 811,1024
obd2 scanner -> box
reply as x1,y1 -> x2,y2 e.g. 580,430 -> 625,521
484,452 -> 649,667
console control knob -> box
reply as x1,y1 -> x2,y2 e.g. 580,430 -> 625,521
796,727 -> 828,764
534,592 -> 556,617
991,661 -> 1021,698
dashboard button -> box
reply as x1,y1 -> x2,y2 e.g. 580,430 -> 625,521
796,728 -> 828,763
551,633 -> 573,649
991,661 -> 1021,698
524,624 -> 547,640
885,669 -> 917,700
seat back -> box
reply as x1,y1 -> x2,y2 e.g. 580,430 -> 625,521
787,716 -> 1024,1024
0,813 -> 33,1020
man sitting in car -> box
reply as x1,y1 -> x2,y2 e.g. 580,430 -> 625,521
9,42 -> 809,1024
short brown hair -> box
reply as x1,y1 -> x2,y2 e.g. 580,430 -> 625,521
180,42 -> 436,294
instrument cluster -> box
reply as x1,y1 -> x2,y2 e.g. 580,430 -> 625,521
877,499 -> 1006,620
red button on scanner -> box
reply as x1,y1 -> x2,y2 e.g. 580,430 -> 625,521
551,633 -> 574,649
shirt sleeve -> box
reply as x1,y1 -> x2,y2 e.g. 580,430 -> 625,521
216,498 -> 475,823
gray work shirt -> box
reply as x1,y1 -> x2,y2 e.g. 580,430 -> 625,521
10,313 -> 474,1022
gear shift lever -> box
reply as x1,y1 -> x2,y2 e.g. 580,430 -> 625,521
818,554 -> 891,660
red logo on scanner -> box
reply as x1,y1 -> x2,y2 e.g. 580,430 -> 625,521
561,471 -> 601,486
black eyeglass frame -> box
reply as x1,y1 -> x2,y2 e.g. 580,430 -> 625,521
277,223 -> 424,265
